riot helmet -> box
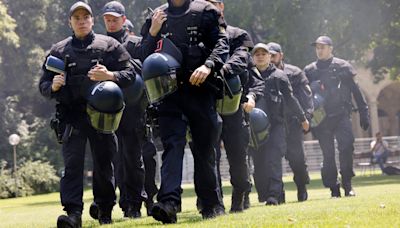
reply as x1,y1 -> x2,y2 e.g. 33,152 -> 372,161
248,108 -> 270,150
216,75 -> 243,115
86,81 -> 125,133
311,93 -> 326,128
310,80 -> 326,128
142,52 -> 180,104
123,74 -> 144,106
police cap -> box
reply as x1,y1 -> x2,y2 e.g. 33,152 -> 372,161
103,1 -> 125,17
266,42 -> 282,55
312,36 -> 333,46
69,1 -> 93,18
252,43 -> 270,55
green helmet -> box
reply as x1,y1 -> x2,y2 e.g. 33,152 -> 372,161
86,81 -> 125,134
216,75 -> 243,115
142,52 -> 180,104
249,108 -> 270,150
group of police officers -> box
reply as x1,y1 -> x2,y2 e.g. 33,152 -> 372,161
39,0 -> 370,227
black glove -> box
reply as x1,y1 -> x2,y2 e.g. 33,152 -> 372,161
359,112 -> 370,131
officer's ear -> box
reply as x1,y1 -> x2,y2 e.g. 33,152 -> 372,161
220,3 -> 225,11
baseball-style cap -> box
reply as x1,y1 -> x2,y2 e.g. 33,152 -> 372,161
69,1 -> 93,17
312,36 -> 333,46
266,42 -> 282,54
252,43 -> 270,54
103,1 -> 125,17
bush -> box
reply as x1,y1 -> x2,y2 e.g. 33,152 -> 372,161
0,160 -> 59,199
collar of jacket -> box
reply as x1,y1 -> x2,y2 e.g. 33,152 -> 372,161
72,31 -> 95,48
107,29 -> 126,44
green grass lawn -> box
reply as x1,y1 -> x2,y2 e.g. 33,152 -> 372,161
1,172 -> 399,228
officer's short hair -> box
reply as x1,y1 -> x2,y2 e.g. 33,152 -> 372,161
69,1 -> 93,18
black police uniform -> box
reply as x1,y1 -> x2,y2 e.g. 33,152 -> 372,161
139,0 -> 229,222
280,63 -> 312,200
250,64 -> 306,204
214,25 -> 264,212
39,31 -> 134,215
106,29 -> 147,215
304,57 -> 369,196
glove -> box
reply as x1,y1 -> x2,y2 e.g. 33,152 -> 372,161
359,112 -> 370,131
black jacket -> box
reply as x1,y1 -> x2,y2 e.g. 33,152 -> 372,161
39,31 -> 134,121
255,64 -> 306,124
304,57 -> 368,117
281,62 -> 313,119
139,0 -> 229,81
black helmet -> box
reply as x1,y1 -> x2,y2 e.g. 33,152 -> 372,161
123,74 -> 144,106
216,75 -> 243,115
249,108 -> 270,149
142,52 -> 180,104
86,81 -> 125,133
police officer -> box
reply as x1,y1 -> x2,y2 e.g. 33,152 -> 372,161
268,42 -> 313,202
206,0 -> 264,213
39,2 -> 135,227
304,36 -> 370,197
99,1 -> 146,218
139,0 -> 229,223
123,19 -> 135,35
250,43 -> 309,205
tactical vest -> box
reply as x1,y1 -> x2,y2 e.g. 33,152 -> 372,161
62,35 -> 109,106
307,58 -> 353,115
158,1 -> 210,77
256,66 -> 285,123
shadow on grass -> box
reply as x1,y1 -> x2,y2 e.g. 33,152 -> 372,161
181,174 -> 400,200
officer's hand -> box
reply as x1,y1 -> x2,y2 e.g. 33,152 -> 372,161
88,64 -> 115,81
189,65 -> 211,86
51,74 -> 65,92
149,10 -> 167,37
360,113 -> 370,131
243,96 -> 255,113
302,119 -> 310,132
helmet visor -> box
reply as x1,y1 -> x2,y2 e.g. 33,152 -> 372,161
87,105 -> 124,134
216,91 -> 242,115
144,74 -> 177,104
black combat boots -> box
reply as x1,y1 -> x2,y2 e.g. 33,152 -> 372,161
57,211 -> 82,228
342,181 -> 356,197
89,202 -> 99,220
243,191 -> 251,209
297,184 -> 308,202
330,183 -> 341,198
124,203 -> 142,219
230,190 -> 245,213
98,207 -> 112,225
151,201 -> 179,224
